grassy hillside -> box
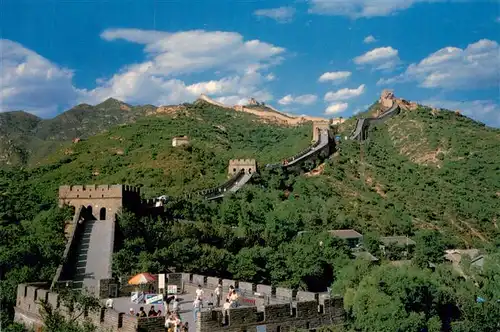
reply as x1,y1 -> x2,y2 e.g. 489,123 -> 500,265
2,99 -> 500,332
0,98 -> 156,167
300,105 -> 499,245
0,100 -> 312,222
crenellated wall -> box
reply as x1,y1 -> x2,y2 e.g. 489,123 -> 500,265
228,159 -> 257,176
18,272 -> 344,332
14,283 -> 162,332
178,272 -> 345,332
59,184 -> 142,220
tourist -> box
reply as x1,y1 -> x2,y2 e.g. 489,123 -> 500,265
192,297 -> 201,322
223,298 -> 231,312
129,308 -> 135,316
230,289 -> 239,308
148,305 -> 157,317
165,314 -> 175,330
195,284 -> 204,299
214,284 -> 222,307
226,286 -> 234,301
207,293 -> 215,309
223,299 -> 231,325
172,298 -> 180,313
139,306 -> 147,317
173,313 -> 182,331
164,294 -> 175,312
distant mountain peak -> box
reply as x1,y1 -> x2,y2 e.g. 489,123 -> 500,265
96,97 -> 131,109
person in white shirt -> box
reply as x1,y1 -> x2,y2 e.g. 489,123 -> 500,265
195,285 -> 204,299
105,298 -> 113,308
195,285 -> 204,308
172,298 -> 180,313
192,298 -> 201,322
223,299 -> 231,325
214,284 -> 222,307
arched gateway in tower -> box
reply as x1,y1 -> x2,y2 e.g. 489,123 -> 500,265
53,185 -> 141,293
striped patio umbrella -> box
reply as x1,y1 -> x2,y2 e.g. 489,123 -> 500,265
128,273 -> 156,285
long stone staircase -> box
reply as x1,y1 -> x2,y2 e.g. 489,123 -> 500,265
52,212 -> 115,295
71,219 -> 114,292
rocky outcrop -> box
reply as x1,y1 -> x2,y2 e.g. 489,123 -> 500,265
150,105 -> 187,116
197,94 -> 232,109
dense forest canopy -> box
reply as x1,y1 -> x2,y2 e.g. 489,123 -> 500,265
1,100 -> 499,331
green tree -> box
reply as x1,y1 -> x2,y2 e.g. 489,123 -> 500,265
413,230 -> 445,268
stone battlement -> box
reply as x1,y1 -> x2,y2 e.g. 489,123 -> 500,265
59,184 -> 141,199
17,273 -> 344,332
228,159 -> 257,176
176,273 -> 344,332
14,283 -> 164,332
59,184 -> 142,222
228,159 -> 256,165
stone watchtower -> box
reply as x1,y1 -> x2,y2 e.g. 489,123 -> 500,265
58,184 -> 141,221
228,159 -> 257,176
379,89 -> 395,108
312,121 -> 330,142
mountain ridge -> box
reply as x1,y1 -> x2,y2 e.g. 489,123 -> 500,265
0,94 -> 338,167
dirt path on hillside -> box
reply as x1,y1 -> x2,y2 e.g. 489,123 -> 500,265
460,219 -> 488,242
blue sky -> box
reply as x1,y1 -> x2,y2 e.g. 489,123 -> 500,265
1,0 -> 499,127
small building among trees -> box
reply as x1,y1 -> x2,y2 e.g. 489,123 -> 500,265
171,136 -> 190,147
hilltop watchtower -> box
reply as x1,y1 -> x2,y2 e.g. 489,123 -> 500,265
228,159 -> 257,176
58,184 -> 141,221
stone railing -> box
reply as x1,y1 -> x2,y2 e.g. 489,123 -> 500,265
50,206 -> 84,290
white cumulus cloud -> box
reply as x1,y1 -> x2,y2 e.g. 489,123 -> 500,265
353,46 -> 400,70
254,7 -> 296,23
318,71 -> 352,83
324,84 -> 366,102
278,94 -> 318,106
308,0 -> 463,18
379,39 -> 500,90
80,29 -> 286,106
0,39 -> 79,116
363,35 -> 377,44
325,102 -> 349,114
1,30 -> 286,116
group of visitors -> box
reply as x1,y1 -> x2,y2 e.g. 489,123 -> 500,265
165,312 -> 188,332
191,284 -> 241,324
123,283 -> 243,330
128,305 -> 162,317
126,300 -> 188,331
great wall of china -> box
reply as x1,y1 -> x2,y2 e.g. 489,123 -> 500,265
197,94 -> 342,126
15,90 -> 409,332
16,273 -> 345,332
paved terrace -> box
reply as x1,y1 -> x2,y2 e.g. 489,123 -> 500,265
109,283 -> 290,329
